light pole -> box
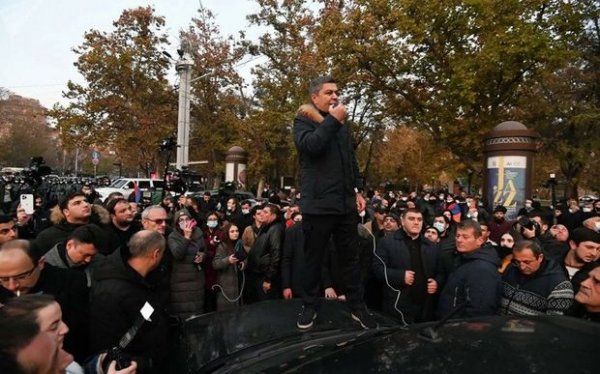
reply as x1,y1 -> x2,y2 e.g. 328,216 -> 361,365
175,50 -> 193,170
548,173 -> 557,209
467,169 -> 473,195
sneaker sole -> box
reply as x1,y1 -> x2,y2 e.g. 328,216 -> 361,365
297,312 -> 318,330
351,313 -> 376,330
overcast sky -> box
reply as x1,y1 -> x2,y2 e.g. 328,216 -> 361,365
0,0 -> 266,108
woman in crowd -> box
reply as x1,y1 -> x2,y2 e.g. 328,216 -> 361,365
202,211 -> 223,313
213,223 -> 246,311
167,209 -> 206,319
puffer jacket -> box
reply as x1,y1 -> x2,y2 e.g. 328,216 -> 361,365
167,209 -> 205,318
437,244 -> 502,319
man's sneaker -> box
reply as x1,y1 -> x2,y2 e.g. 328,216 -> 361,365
297,305 -> 318,330
351,308 -> 378,330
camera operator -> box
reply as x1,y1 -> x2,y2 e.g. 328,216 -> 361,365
90,230 -> 170,374
512,215 -> 542,246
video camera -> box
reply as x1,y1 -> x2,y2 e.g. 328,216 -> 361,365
21,157 -> 52,188
516,216 -> 540,236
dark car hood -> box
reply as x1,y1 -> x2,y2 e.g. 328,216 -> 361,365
177,300 -> 598,373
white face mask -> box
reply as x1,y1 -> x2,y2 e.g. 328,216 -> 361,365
242,208 -> 250,215
583,207 -> 592,213
433,222 -> 445,233
207,220 -> 218,228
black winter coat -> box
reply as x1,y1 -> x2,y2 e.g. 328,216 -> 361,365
90,247 -> 169,373
281,223 -> 305,297
0,265 -> 89,362
437,244 -> 502,319
248,220 -> 284,283
373,230 -> 441,321
293,104 -> 363,215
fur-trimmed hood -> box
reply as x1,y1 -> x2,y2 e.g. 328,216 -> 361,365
296,103 -> 325,124
49,203 -> 110,225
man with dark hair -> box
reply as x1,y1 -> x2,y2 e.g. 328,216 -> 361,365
0,239 -> 89,361
433,214 -> 454,251
437,220 -> 502,318
372,208 -> 440,323
104,198 -> 140,254
500,240 -> 573,315
90,230 -> 169,373
563,227 -> 600,279
381,213 -> 400,236
246,204 -> 284,303
489,205 -> 513,244
34,192 -> 109,256
0,214 -> 17,244
293,75 -> 375,329
44,224 -> 104,286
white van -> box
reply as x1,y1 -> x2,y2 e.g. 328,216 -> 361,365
95,178 -> 164,201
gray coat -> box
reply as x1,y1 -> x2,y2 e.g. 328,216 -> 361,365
167,212 -> 206,318
213,241 -> 244,311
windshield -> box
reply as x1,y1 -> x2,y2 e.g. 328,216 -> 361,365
109,179 -> 128,188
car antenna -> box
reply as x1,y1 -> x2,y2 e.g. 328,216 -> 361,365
418,299 -> 469,343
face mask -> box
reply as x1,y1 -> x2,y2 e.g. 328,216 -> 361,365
446,199 -> 454,204
583,208 -> 592,213
438,195 -> 444,200
595,221 -> 600,233
207,220 -> 218,228
433,222 -> 445,233
525,203 -> 532,208
242,209 -> 250,215
401,197 -> 408,201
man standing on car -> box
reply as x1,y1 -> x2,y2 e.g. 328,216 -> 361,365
293,75 -> 375,330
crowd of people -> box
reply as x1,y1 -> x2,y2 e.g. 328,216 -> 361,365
2,73 -> 600,373
1,174 -> 599,373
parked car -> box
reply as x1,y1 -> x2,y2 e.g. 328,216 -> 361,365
95,178 -> 164,201
174,299 -> 600,373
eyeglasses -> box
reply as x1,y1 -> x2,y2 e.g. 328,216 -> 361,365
0,265 -> 37,284
0,225 -> 16,235
147,218 -> 168,225
511,258 -> 539,266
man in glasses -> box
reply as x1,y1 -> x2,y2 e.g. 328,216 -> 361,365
141,205 -> 169,235
500,240 -> 573,316
0,239 -> 89,361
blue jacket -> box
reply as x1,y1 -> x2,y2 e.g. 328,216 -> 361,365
437,244 -> 502,319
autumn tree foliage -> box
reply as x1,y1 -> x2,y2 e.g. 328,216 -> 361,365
0,93 -> 59,169
179,5 -> 248,182
48,7 -> 177,176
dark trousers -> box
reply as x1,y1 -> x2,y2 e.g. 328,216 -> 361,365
301,213 -> 364,311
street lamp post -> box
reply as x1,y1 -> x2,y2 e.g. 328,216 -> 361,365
175,50 -> 193,170
467,169 -> 473,195
549,173 -> 557,209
